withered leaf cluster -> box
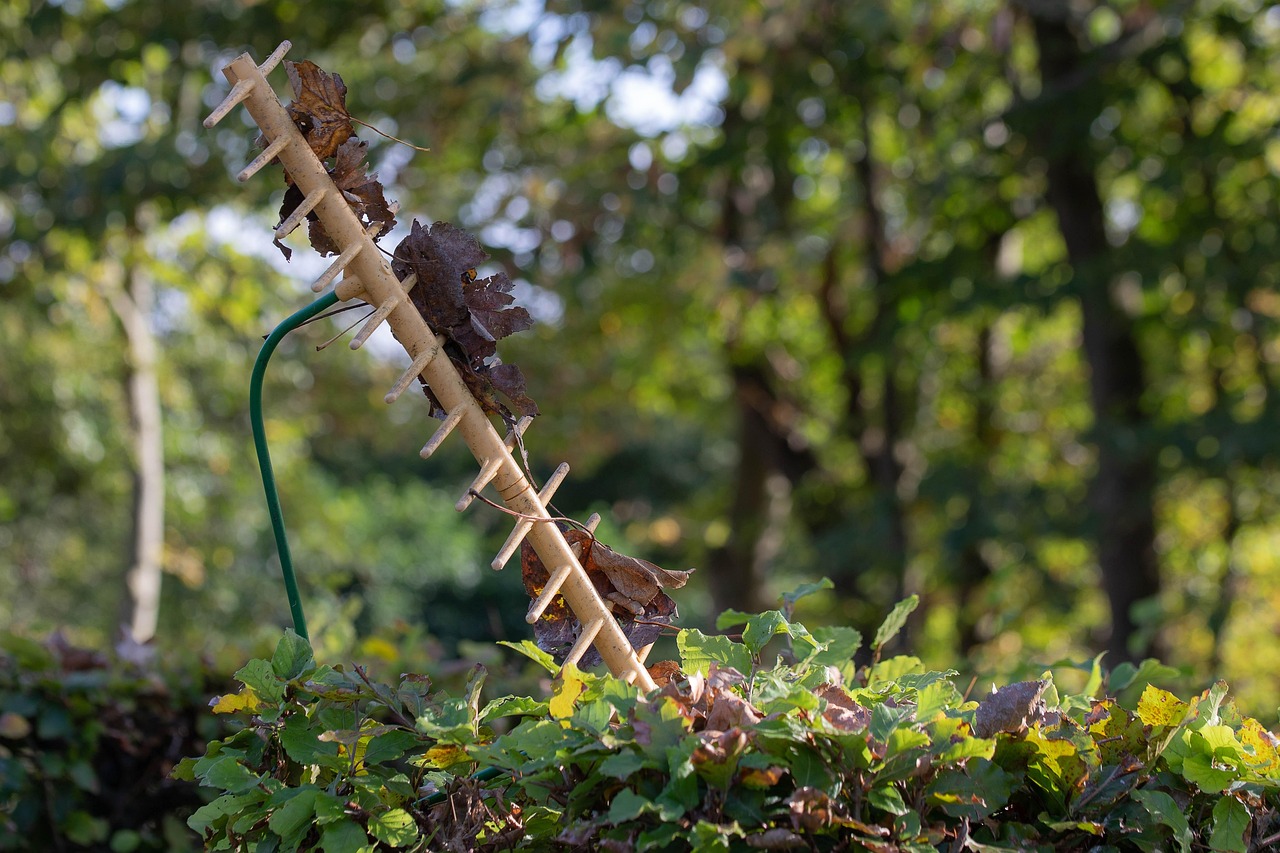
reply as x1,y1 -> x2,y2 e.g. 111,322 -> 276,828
520,527 -> 692,666
273,60 -> 396,260
269,59 -> 538,420
640,660 -> 873,840
392,221 -> 538,420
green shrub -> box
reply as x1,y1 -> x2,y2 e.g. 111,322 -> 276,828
180,594 -> 1280,852
0,633 -> 228,851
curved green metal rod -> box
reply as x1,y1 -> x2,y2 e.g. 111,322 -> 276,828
250,291 -> 340,641
253,293 -> 520,801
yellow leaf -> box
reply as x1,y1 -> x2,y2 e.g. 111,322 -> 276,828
549,674 -> 584,721
1136,684 -> 1188,728
210,688 -> 264,715
1239,718 -> 1280,775
422,744 -> 469,769
740,765 -> 785,789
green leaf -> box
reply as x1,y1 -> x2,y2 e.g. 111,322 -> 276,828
572,696 -> 615,735
272,630 -> 315,680
1040,817 -> 1103,835
268,788 -> 319,849
363,730 -> 421,767
677,628 -> 753,676
916,679 -> 962,721
1131,789 -> 1192,853
1108,661 -> 1139,693
1082,652 -> 1105,700
479,694 -> 548,724
780,577 -> 834,612
690,820 -> 743,853
235,658 -> 287,705
741,611 -> 789,655
599,750 -> 653,779
497,639 -> 560,674
925,759 -> 1016,820
170,756 -> 198,782
279,715 -> 342,767
868,783 -> 909,815
109,829 -> 141,853
63,811 -> 109,846
867,655 -> 925,687
936,730 -> 996,762
780,745 -> 831,788
807,625 -> 863,666
638,823 -> 684,851
870,700 -> 915,743
367,808 -> 418,848
607,788 -> 654,823
1209,797 -> 1250,853
200,755 -> 262,794
872,595 -> 919,652
1182,744 -> 1236,794
1110,659 -> 1182,694
321,819 -> 370,853
0,634 -> 56,671
714,609 -> 757,630
313,791 -> 349,825
187,791 -> 266,836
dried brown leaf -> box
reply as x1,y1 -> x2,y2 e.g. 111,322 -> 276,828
388,219 -> 539,419
646,660 -> 684,688
705,691 -> 763,732
971,679 -> 1051,738
331,139 -> 397,237
285,60 -> 354,161
815,684 -> 869,733
275,139 -> 396,259
485,363 -> 539,418
520,527 -> 690,666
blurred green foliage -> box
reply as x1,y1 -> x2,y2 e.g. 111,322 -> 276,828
0,631 -> 224,850
3,0 -> 1280,725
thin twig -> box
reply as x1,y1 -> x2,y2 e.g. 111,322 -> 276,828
317,306 -> 377,351
353,116 -> 431,152
1069,760 -> 1133,816
627,617 -> 682,632
466,490 -> 594,537
261,301 -> 369,339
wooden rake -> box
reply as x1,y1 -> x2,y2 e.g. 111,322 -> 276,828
205,41 -> 657,692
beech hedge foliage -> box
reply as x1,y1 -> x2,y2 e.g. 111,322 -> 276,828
4,592 -> 1279,851
176,593 -> 1279,852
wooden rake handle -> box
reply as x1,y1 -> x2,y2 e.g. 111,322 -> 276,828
205,42 -> 656,692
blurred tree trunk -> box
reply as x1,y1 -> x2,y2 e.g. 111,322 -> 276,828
1029,9 -> 1160,661
956,323 -> 998,653
706,364 -> 806,614
107,261 -> 165,643
817,101 -> 910,611
701,87 -> 821,615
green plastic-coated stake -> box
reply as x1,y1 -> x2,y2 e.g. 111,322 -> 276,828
250,291 -> 340,641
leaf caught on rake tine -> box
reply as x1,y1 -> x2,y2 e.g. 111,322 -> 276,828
390,220 -> 539,420
276,138 -> 397,258
284,59 -> 354,161
521,526 -> 692,666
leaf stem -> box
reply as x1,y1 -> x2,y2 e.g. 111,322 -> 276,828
465,490 -> 595,537
352,116 -> 431,152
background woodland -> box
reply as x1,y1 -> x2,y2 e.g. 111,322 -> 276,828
4,0 -> 1280,717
